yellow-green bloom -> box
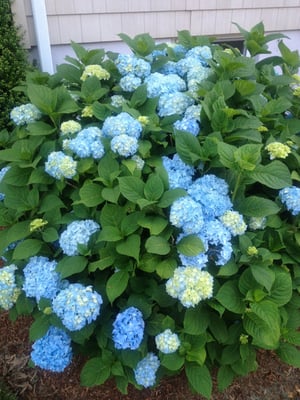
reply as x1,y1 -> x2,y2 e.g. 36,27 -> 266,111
80,65 -> 110,81
247,246 -> 258,256
137,116 -> 149,126
30,219 -> 48,232
60,120 -> 81,135
81,105 -> 94,118
257,125 -> 268,132
265,142 -> 291,160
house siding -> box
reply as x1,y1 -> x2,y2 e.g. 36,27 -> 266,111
14,0 -> 300,48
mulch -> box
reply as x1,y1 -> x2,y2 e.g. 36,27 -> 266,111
1,312 -> 300,400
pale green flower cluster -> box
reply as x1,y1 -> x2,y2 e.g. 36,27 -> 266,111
0,265 -> 20,310
166,267 -> 213,308
80,64 -> 110,81
60,120 -> 81,135
155,329 -> 180,354
265,141 -> 291,160
220,210 -> 247,236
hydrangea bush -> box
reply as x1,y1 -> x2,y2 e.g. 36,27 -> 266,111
0,22 -> 300,398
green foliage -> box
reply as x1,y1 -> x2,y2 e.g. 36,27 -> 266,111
1,22 -> 300,398
0,0 -> 31,130
0,381 -> 17,400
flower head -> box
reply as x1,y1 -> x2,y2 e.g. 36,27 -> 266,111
158,92 -> 194,117
80,64 -> 110,81
248,216 -> 267,230
155,329 -> 180,354
102,112 -> 142,139
134,353 -> 160,388
162,153 -> 195,190
174,117 -> 200,136
45,151 -> 77,179
111,134 -> 138,157
60,120 -> 81,135
112,306 -> 145,350
170,196 -> 204,234
265,142 -> 291,160
166,266 -> 213,307
52,283 -> 103,331
10,103 -> 41,126
30,218 -> 48,232
279,186 -> 300,216
120,74 -> 142,92
66,127 -> 104,159
220,210 -> 247,236
31,326 -> 72,372
22,256 -> 62,302
59,219 -> 100,256
0,264 -> 20,310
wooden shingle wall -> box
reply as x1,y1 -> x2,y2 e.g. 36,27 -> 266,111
15,0 -> 300,48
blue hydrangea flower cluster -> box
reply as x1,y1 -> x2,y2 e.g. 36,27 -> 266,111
166,266 -> 214,307
220,210 -> 247,236
102,112 -> 142,139
10,103 -> 42,126
202,219 -> 233,266
59,219 -> 100,256
31,326 -> 72,372
248,216 -> 267,230
52,283 -> 103,331
110,94 -> 127,108
0,166 -> 10,201
158,92 -> 194,117
115,54 -> 151,78
170,196 -> 204,234
279,186 -> 300,216
155,329 -> 180,354
64,126 -> 105,159
0,264 -> 20,310
111,134 -> 138,157
162,154 -> 195,190
144,72 -> 186,98
134,353 -> 160,388
120,74 -> 142,92
173,117 -> 200,136
22,256 -> 62,302
112,306 -> 145,350
45,151 -> 77,179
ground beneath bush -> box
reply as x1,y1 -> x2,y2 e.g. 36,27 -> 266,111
1,312 -> 300,400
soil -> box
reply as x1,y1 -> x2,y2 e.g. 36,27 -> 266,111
1,312 -> 300,400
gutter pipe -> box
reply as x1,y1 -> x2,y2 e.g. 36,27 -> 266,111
30,0 -> 54,74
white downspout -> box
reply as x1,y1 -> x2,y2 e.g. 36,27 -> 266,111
30,0 -> 54,74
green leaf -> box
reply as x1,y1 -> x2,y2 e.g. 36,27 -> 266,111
116,234 -> 140,262
184,307 -> 209,335
40,194 -> 65,212
118,176 -> 145,203
217,365 -> 236,391
250,264 -> 275,292
144,174 -> 164,201
130,84 -> 148,107
13,239 -> 43,260
106,270 -> 129,303
185,363 -> 212,399
27,84 -> 57,114
276,343 -> 300,368
101,186 -> 120,203
244,300 -> 280,349
261,97 -> 292,116
56,256 -> 88,279
79,181 -> 104,207
138,215 -> 168,235
216,281 -> 245,314
217,142 -> 236,169
175,132 -> 202,165
145,235 -> 170,255
27,121 -> 56,136
235,196 -> 280,217
161,353 -> 185,371
158,188 -> 186,208
42,227 -> 59,243
97,153 -> 120,185
29,314 -> 51,341
278,40 -> 300,68
3,166 -> 31,186
234,144 -> 262,171
80,358 -> 111,387
155,258 -> 177,279
81,76 -> 108,102
250,161 -> 292,189
119,33 -> 156,56
177,235 -> 205,256
98,226 -> 123,242
269,268 -> 292,306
